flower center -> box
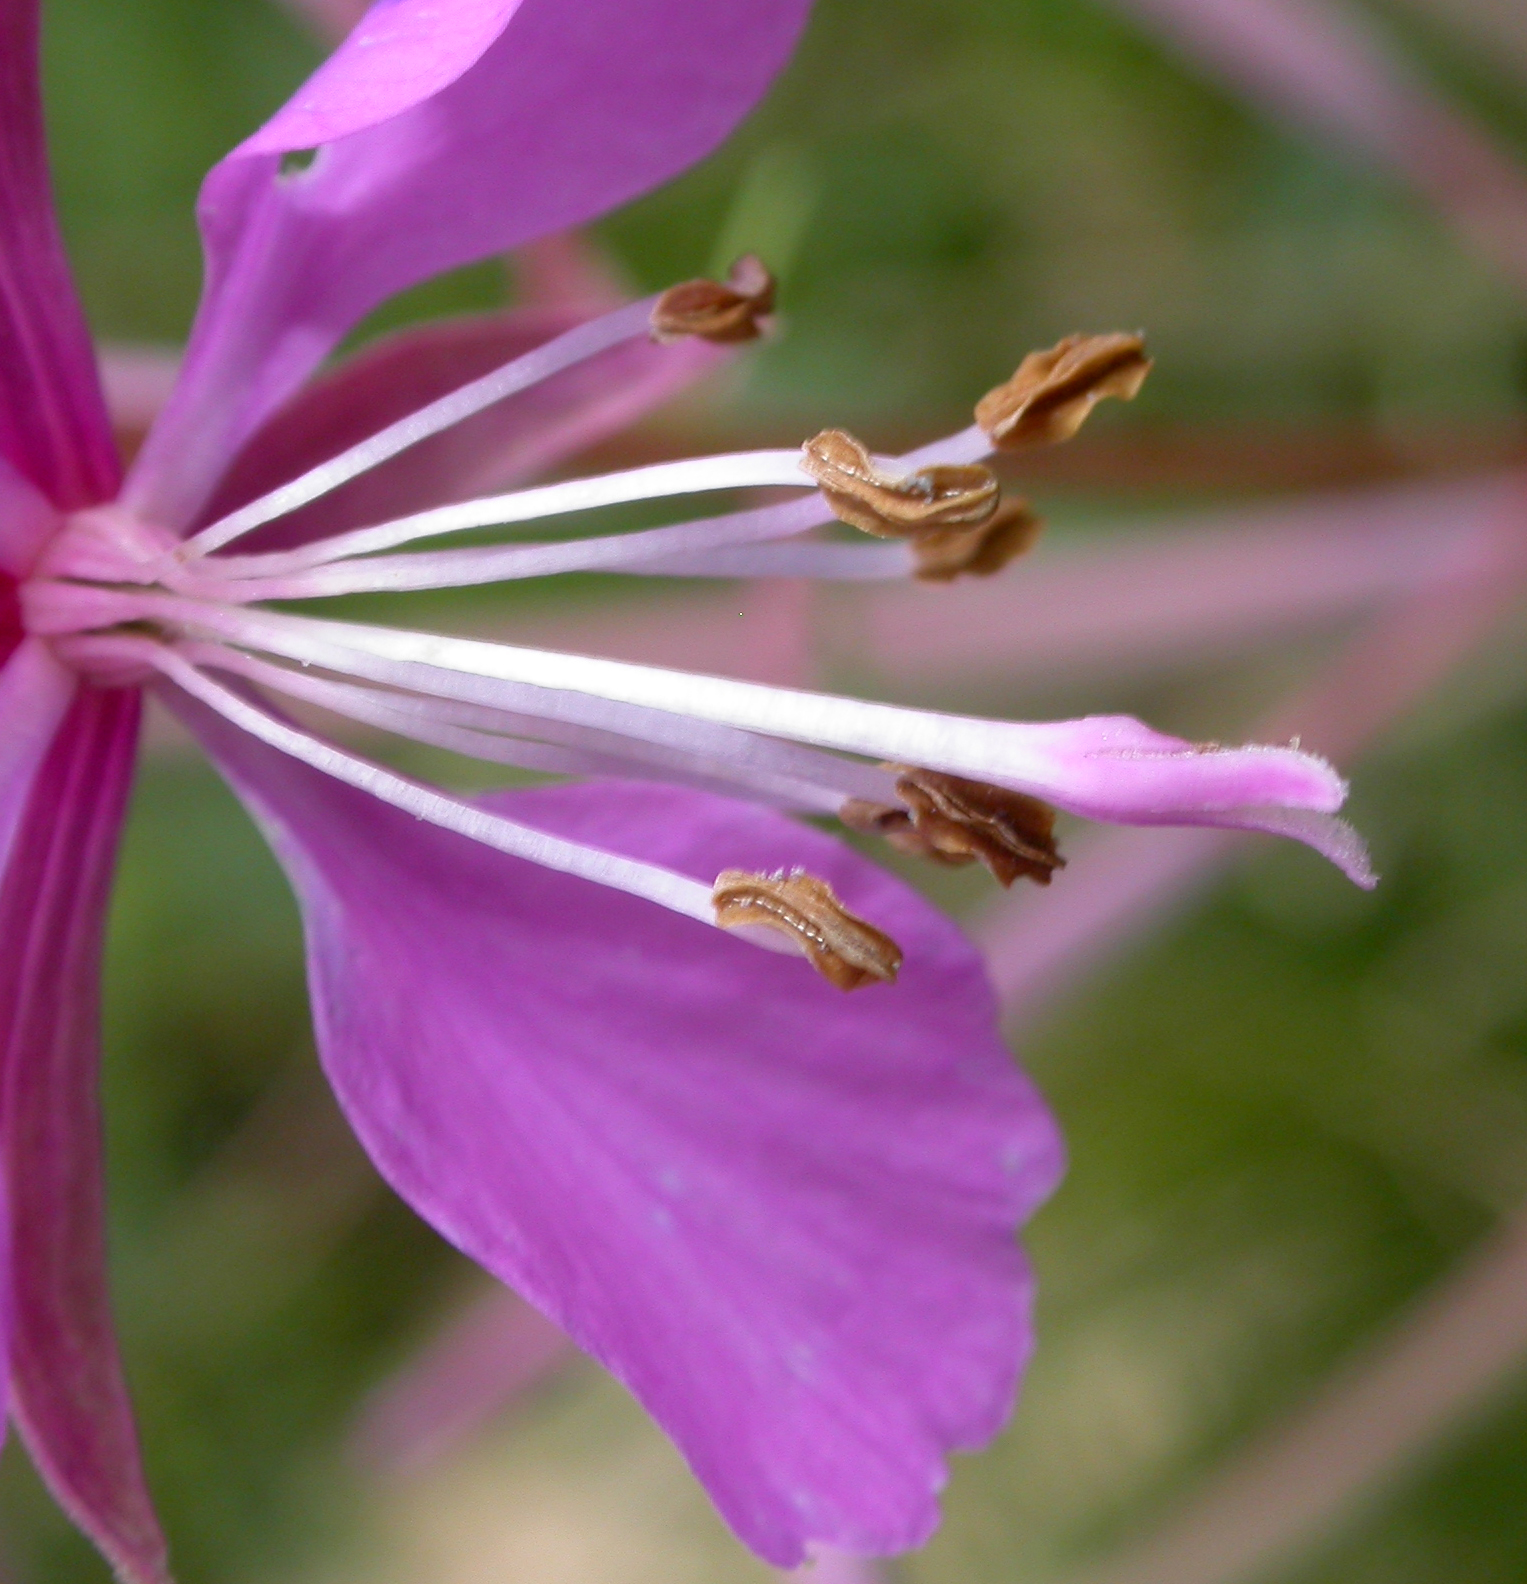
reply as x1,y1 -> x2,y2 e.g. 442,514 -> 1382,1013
20,505 -> 192,685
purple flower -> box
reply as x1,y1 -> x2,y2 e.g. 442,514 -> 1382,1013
0,0 -> 1371,1577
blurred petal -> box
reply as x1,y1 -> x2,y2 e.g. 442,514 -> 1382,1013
350,1287 -> 573,1476
513,230 -> 629,313
786,1554 -> 887,1584
97,343 -> 182,460
0,689 -> 166,1584
200,305 -> 725,550
833,473 -> 1516,690
0,0 -> 118,506
129,0 -> 814,526
273,0 -> 370,44
1104,0 -> 1527,290
184,704 -> 1062,1565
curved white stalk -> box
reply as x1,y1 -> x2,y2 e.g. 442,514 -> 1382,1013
190,449 -> 814,577
191,423 -> 997,596
191,494 -> 833,600
155,600 -> 1347,819
151,648 -> 736,927
184,298 -> 661,556
36,581 -> 906,806
183,642 -> 868,812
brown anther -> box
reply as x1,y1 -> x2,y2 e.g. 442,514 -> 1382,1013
839,799 -> 956,863
911,499 -> 1043,582
713,868 -> 902,991
847,771 -> 1065,887
801,430 -> 1000,540
650,255 -> 776,344
974,332 -> 1151,450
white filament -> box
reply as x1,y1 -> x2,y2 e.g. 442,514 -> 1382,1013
152,648 -> 727,923
184,298 -> 660,557
181,642 -> 867,812
196,450 -> 814,578
157,600 -> 1079,791
191,495 -> 833,599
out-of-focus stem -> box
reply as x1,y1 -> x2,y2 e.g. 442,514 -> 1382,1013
1055,1204 -> 1527,1584
1103,0 -> 1527,298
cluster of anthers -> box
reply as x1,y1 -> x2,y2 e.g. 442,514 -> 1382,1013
21,258 -> 1153,991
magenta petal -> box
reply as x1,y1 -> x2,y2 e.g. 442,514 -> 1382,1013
0,0 -> 119,506
197,305 -> 724,550
248,0 -> 528,151
0,454 -> 61,579
128,0 -> 814,526
0,688 -> 167,1584
184,708 -> 1062,1565
0,639 -> 79,870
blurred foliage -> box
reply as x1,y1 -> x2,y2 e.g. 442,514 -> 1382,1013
14,0 -> 1527,1581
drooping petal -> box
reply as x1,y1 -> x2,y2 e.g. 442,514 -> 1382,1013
0,0 -> 118,506
197,305 -> 724,551
127,0 -> 815,527
183,705 -> 1062,1566
0,687 -> 167,1584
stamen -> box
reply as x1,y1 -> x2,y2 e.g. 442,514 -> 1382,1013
910,500 -> 1044,582
146,600 -> 1349,822
188,425 -> 1002,600
179,642 -> 871,813
187,428 -> 1006,602
650,256 -> 776,344
195,449 -> 814,580
845,769 -> 1065,887
801,430 -> 1000,539
193,494 -> 832,601
184,297 -> 661,557
149,646 -> 729,924
974,332 -> 1152,449
712,869 -> 902,990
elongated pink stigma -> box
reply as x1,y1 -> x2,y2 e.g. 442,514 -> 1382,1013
32,572 -> 1362,883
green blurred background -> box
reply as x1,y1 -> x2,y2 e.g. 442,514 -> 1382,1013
19,0 -> 1527,1580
